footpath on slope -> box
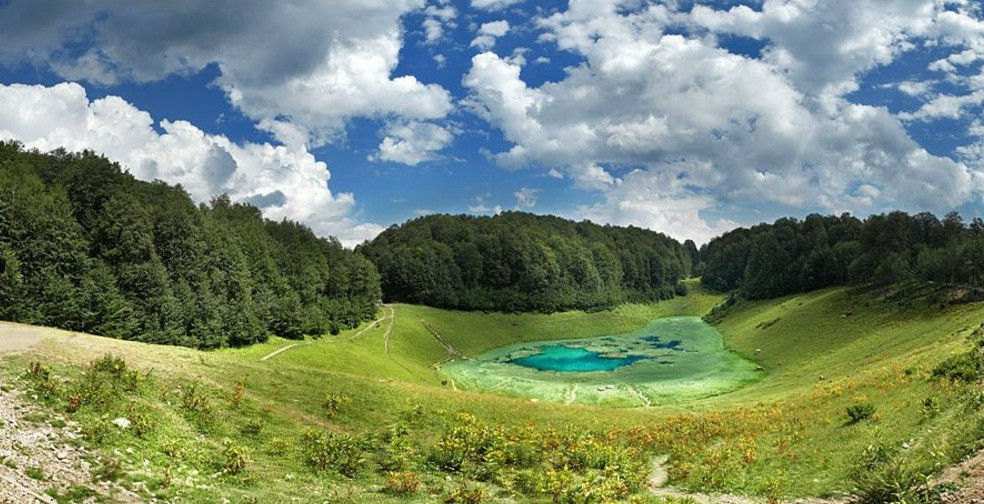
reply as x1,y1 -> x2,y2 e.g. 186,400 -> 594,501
258,305 -> 396,362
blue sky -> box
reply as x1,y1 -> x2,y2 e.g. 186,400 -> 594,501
1,0 -> 983,246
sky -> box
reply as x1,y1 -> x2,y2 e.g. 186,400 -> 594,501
1,0 -> 984,246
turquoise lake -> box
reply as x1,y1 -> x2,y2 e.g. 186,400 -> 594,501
507,344 -> 648,372
440,316 -> 763,406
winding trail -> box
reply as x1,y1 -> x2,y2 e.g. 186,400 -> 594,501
382,305 -> 396,354
419,319 -> 468,359
564,384 -> 579,405
258,342 -> 305,361
624,384 -> 653,407
349,308 -> 390,341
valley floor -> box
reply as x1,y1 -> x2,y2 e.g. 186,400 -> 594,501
1,285 -> 983,503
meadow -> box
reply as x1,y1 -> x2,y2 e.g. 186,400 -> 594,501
3,282 -> 984,503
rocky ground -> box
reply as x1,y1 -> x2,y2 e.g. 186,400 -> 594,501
0,382 -> 140,504
940,448 -> 984,504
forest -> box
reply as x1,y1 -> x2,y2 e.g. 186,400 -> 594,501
8,142 -> 984,349
358,212 -> 697,312
701,211 -> 984,299
0,141 -> 381,348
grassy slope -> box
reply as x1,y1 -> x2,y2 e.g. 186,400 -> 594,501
2,282 -> 983,502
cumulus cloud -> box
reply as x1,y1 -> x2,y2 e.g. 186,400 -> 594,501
513,188 -> 540,210
0,82 -> 382,247
468,193 -> 503,214
0,1 -> 453,150
579,169 -> 740,245
462,0 -> 984,241
471,0 -> 523,12
899,89 -> 984,121
423,2 -> 457,44
372,121 -> 453,166
471,20 -> 511,51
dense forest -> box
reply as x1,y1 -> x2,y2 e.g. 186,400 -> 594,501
0,142 -> 381,348
359,213 -> 697,312
701,211 -> 984,299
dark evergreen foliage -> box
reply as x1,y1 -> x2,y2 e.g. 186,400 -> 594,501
358,212 -> 693,312
701,211 -> 984,299
0,142 -> 381,348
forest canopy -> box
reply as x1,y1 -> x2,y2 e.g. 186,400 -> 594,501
0,141 -> 381,348
701,211 -> 984,299
358,212 -> 697,312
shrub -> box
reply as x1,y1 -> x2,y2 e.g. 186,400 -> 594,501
384,471 -> 421,496
91,354 -> 127,377
850,442 -> 918,504
240,421 -> 264,437
180,383 -> 211,417
301,429 -> 365,477
24,361 -> 57,401
267,437 -> 292,456
231,376 -> 246,409
219,439 -> 251,475
931,352 -> 981,382
429,413 -> 506,477
323,393 -> 351,419
846,402 -> 876,424
445,481 -> 487,504
674,282 -> 689,296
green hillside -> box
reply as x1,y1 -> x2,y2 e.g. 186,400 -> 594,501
2,284 -> 983,503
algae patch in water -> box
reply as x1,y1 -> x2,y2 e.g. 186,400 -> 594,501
440,316 -> 761,406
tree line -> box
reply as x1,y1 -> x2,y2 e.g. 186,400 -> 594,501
701,211 -> 984,299
0,142 -> 380,348
358,212 -> 696,312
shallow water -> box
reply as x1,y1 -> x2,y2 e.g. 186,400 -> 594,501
440,316 -> 762,406
508,344 -> 648,372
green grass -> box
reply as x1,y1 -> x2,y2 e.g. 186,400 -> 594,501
3,282 -> 984,503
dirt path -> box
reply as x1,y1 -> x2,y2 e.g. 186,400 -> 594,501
258,342 -> 305,361
624,384 -> 653,407
0,322 -> 54,354
564,384 -> 579,405
419,320 -> 467,359
382,306 -> 396,354
348,308 -> 391,342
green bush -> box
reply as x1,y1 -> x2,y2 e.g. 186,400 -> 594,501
932,352 -> 982,382
384,471 -> 421,496
444,481 -> 487,504
846,402 -> 876,424
300,429 -> 365,477
323,393 -> 351,419
91,354 -> 127,377
219,439 -> 251,475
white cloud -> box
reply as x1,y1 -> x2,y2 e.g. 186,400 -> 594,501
471,20 -> 511,51
896,80 -> 935,97
0,82 -> 382,247
423,3 -> 457,44
468,193 -> 502,214
463,0 -> 982,239
899,89 -> 984,121
471,0 -> 522,12
372,121 -> 453,166
0,1 -> 453,148
513,187 -> 539,210
579,169 -> 739,245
